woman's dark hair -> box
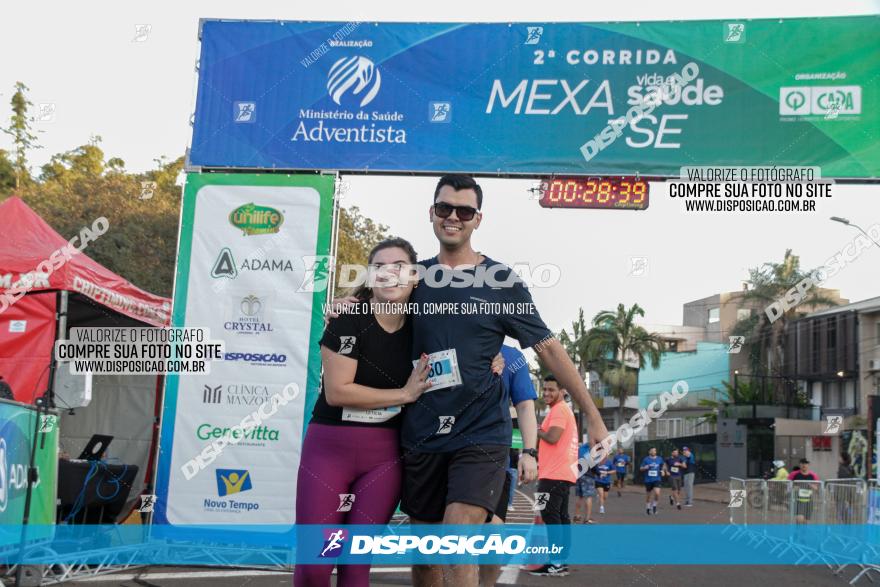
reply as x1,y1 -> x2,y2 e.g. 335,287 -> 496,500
840,452 -> 852,466
434,174 -> 483,209
349,237 -> 418,301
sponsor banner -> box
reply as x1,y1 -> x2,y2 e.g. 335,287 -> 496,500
154,173 -> 333,526
2,524 -> 880,565
0,400 -> 59,527
190,18 -> 879,178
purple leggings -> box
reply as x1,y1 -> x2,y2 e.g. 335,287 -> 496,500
294,422 -> 402,587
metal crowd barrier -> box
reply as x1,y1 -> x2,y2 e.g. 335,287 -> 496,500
728,477 -> 880,583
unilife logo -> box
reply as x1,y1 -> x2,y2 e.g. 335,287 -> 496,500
327,56 -> 381,108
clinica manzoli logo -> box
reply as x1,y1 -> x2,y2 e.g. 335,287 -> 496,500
292,55 -> 407,145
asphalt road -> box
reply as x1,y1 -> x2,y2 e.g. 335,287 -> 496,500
51,483 -> 863,587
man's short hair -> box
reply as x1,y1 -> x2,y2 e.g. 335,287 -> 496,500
434,174 -> 483,209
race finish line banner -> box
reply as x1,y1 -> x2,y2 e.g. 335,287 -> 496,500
189,17 -> 879,179
153,173 -> 333,526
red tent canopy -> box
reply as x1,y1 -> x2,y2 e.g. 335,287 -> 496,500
0,197 -> 171,327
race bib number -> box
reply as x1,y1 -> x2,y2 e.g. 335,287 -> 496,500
671,466 -> 679,474
797,488 -> 813,499
414,349 -> 462,392
600,470 -> 607,477
648,469 -> 658,478
342,405 -> 401,423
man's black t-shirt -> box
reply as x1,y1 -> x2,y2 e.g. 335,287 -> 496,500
401,256 -> 552,452
790,470 -> 819,481
311,303 -> 412,428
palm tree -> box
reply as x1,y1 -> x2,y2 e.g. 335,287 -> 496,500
732,249 -> 837,402
558,308 -> 610,384
695,380 -> 761,425
583,303 -> 666,426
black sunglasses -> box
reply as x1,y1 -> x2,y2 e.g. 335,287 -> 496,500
433,201 -> 479,222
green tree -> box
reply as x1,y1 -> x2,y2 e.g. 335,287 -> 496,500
584,303 -> 666,426
0,149 -> 15,193
558,307 -> 610,398
2,82 -> 41,189
732,249 -> 837,401
696,380 -> 761,425
12,139 -> 184,297
334,205 -> 388,296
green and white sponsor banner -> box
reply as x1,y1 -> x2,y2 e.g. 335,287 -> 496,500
154,173 -> 334,526
0,399 -> 58,526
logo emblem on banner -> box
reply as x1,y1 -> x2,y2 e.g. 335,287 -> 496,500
216,469 -> 252,496
203,384 -> 222,404
724,23 -> 745,43
225,294 -> 274,335
327,56 -> 381,107
320,529 -> 347,558
234,102 -> 256,123
212,248 -> 238,279
430,102 -> 451,123
229,203 -> 284,235
524,26 -> 543,45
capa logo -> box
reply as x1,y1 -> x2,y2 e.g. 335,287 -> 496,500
229,203 -> 284,236
328,56 -> 381,108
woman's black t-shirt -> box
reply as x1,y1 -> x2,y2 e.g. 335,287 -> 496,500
311,303 -> 412,428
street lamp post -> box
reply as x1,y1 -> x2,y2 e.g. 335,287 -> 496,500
830,216 -> 880,251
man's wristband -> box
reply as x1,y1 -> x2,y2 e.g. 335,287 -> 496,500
522,448 -> 537,458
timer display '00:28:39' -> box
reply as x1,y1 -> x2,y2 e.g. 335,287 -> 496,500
538,178 -> 649,210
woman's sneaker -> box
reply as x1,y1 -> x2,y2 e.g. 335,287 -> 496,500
530,564 -> 569,576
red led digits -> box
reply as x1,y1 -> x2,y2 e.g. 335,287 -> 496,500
539,177 -> 649,210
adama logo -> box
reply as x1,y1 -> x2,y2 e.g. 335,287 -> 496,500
229,203 -> 284,236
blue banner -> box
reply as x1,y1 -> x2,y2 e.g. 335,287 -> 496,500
2,524 -> 880,565
189,18 -> 880,178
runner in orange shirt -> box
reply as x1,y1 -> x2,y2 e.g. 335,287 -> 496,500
531,375 -> 577,577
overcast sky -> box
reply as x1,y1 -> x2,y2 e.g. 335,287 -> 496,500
2,0 -> 878,335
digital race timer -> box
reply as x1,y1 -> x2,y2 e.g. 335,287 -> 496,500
538,177 -> 649,210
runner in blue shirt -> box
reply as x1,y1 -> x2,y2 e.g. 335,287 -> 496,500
640,447 -> 666,515
594,456 -> 614,515
611,447 -> 631,497
665,448 -> 687,510
574,442 -> 596,524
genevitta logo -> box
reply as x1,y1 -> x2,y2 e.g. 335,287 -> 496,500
328,56 -> 381,108
223,351 -> 288,367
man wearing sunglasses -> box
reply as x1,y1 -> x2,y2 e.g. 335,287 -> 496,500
401,174 -> 608,587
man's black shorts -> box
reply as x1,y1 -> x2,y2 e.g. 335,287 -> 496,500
401,444 -> 508,522
645,481 -> 661,492
494,469 -> 513,521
